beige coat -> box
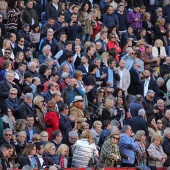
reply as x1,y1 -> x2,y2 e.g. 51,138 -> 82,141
70,106 -> 85,130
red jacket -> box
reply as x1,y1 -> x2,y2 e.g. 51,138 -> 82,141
45,111 -> 59,140
0,57 -> 14,71
59,80 -> 68,92
43,80 -> 59,92
91,21 -> 101,38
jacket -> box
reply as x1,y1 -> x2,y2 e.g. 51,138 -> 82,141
71,139 -> 98,167
129,116 -> 149,136
129,101 -> 143,117
148,142 -> 167,167
0,151 -> 8,170
70,106 -> 85,130
18,101 -> 36,119
103,13 -> 119,29
152,46 -> 167,58
142,97 -> 154,118
25,125 -> 40,142
161,116 -> 170,129
17,29 -> 31,47
44,152 -> 60,165
44,110 -> 60,140
98,129 -> 110,148
43,90 -> 52,103
119,133 -> 140,164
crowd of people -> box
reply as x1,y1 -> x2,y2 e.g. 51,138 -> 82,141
1,0 -> 170,169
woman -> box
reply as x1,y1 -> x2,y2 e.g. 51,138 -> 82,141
156,119 -> 164,136
56,144 -> 69,168
148,134 -> 167,167
123,39 -> 133,52
40,131 -> 49,146
97,87 -> 105,107
101,52 -> 109,67
152,39 -> 166,65
16,0 -> 24,30
44,143 -> 60,167
107,33 -> 121,61
70,96 -> 86,130
60,2 -> 66,14
148,116 -> 161,139
78,2 -> 94,45
7,145 -> 18,169
45,100 -> 59,140
135,130 -> 148,165
136,40 -> 146,53
38,65 -> 49,85
99,132 -> 128,167
154,18 -> 168,48
72,129 -> 98,167
18,143 -> 38,168
108,48 -> 119,62
7,0 -> 20,33
33,96 -> 45,131
32,134 -> 41,143
14,119 -> 27,133
109,25 -> 120,43
14,51 -> 25,69
0,60 -> 12,81
1,107 -> 15,130
110,0 -> 118,11
113,88 -> 125,99
2,39 -> 15,59
4,88 -> 19,117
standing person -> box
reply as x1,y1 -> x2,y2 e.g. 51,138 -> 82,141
119,125 -> 140,167
45,100 -> 60,141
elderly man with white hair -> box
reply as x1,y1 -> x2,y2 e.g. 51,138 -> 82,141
18,93 -> 36,119
26,61 -> 39,77
162,127 -> 170,166
38,45 -> 52,64
129,109 -> 149,136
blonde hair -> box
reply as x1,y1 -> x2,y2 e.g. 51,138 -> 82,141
93,121 -> 102,129
155,18 -> 165,26
44,143 -> 55,152
104,98 -> 113,109
137,40 -> 145,46
84,41 -> 91,49
151,134 -> 163,145
81,129 -> 93,144
32,134 -> 41,142
40,131 -> 48,137
33,96 -> 44,106
101,52 -> 109,66
56,144 -> 69,156
80,122 -> 89,130
9,88 -> 18,93
154,39 -> 163,46
3,39 -> 11,49
74,70 -> 83,79
142,12 -> 150,21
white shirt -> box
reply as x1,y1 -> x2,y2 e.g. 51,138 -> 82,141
144,78 -> 150,97
84,64 -> 89,72
36,154 -> 44,167
52,3 -> 58,10
119,70 -> 123,88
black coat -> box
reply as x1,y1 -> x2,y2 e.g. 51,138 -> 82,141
102,108 -> 115,122
162,136 -> 170,166
142,97 -> 154,118
25,125 -> 40,142
18,154 -> 32,168
129,115 -> 149,136
0,151 -> 8,170
13,44 -> 27,57
43,90 -> 52,103
18,101 -> 36,119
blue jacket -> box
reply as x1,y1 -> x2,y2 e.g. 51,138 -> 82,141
103,13 -> 119,29
129,101 -> 143,117
99,0 -> 110,10
61,60 -> 75,78
43,90 -> 52,103
38,54 -> 46,64
119,133 -> 139,164
98,129 -> 109,147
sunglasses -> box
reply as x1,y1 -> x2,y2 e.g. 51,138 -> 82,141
10,93 -> 17,95
129,53 -> 134,55
140,44 -> 145,45
112,136 -> 119,140
4,134 -> 12,136
107,91 -> 113,94
157,122 -> 162,124
20,40 -> 24,42
35,139 -> 40,141
111,37 -> 116,38
5,52 -> 11,54
99,91 -> 105,93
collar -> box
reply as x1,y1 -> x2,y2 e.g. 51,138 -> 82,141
52,3 -> 58,8
18,44 -> 24,49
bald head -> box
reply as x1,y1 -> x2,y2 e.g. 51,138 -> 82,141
119,59 -> 126,69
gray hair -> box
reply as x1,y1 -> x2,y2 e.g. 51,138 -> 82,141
3,128 -> 12,135
135,94 -> 143,102
28,61 -> 36,68
138,109 -> 146,117
17,131 -> 26,137
165,110 -> 170,116
69,131 -> 78,138
111,119 -> 120,127
146,90 -> 155,95
156,7 -> 162,13
42,45 -> 51,52
110,126 -> 118,134
25,93 -> 33,99
135,130 -> 145,141
126,47 -> 133,53
60,63 -> 68,71
133,61 -> 140,66
122,125 -> 131,133
157,77 -> 164,83
164,127 -> 170,136
22,165 -> 33,170
61,72 -> 70,79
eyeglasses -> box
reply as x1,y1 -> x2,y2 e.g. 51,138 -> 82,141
4,134 -> 12,136
34,138 -> 40,141
99,91 -> 105,93
107,91 -> 113,94
111,37 -> 116,38
10,93 -> 17,95
149,96 -> 154,99
112,136 -> 119,140
129,53 -> 134,55
157,122 -> 162,124
140,44 -> 145,45
20,40 -> 24,42
5,52 -> 11,54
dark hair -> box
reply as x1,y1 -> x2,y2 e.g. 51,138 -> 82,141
59,103 -> 68,112
23,86 -> 33,94
81,2 -> 91,12
95,163 -> 105,170
86,46 -> 93,53
52,130 -> 61,140
48,72 -> 59,79
103,120 -> 111,128
1,107 -> 13,116
113,88 -> 125,98
19,61 -> 26,67
31,24 -> 40,33
148,116 -> 157,130
89,64 -> 98,72
66,41 -> 72,46
48,82 -> 54,90
26,114 -> 34,120
34,142 -> 43,150
17,36 -> 24,42
0,144 -> 11,151
58,13 -> 65,18
36,84 -> 44,92
108,48 -> 117,59
134,50 -> 141,58
8,0 -> 17,8
116,96 -> 129,112
107,58 -> 116,65
39,65 -> 49,74
67,53 -> 74,59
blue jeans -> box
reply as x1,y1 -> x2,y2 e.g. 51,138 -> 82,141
39,0 -> 47,12
81,34 -> 90,45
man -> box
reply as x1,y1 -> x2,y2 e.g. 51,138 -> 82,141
59,103 -> 75,143
30,77 -> 41,93
95,163 -> 105,170
53,13 -> 69,41
22,0 -> 38,26
51,130 -> 63,150
15,62 -> 27,82
18,93 -> 36,119
117,59 -> 130,96
40,58 -> 54,69
129,109 -> 149,136
13,37 -> 27,56
26,62 -> 39,77
129,95 -> 143,117
126,6 -> 142,33
0,144 -> 11,169
59,72 -> 71,92
56,33 -> 67,53
51,91 -> 63,112
23,72 -> 33,87
0,71 -> 20,109
142,90 -> 158,118
43,82 -> 58,103
38,45 -> 52,64
0,48 -> 14,70
25,115 -> 39,142
102,6 -> 119,29
99,0 -> 111,10
95,31 -> 108,51
140,45 -> 160,69
152,7 -> 164,25
85,46 -> 95,65
119,125 -> 139,167
162,127 -> 170,167
103,58 -> 120,89
127,61 -> 141,103
9,33 -> 17,50
74,45 -> 82,69
45,0 -> 62,20
139,69 -> 159,97
40,18 -> 55,38
86,64 -> 98,107
105,87 -> 114,98
63,78 -> 85,105
162,110 -> 170,129
64,3 -> 74,22
162,56 -> 170,72
61,53 -> 75,78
